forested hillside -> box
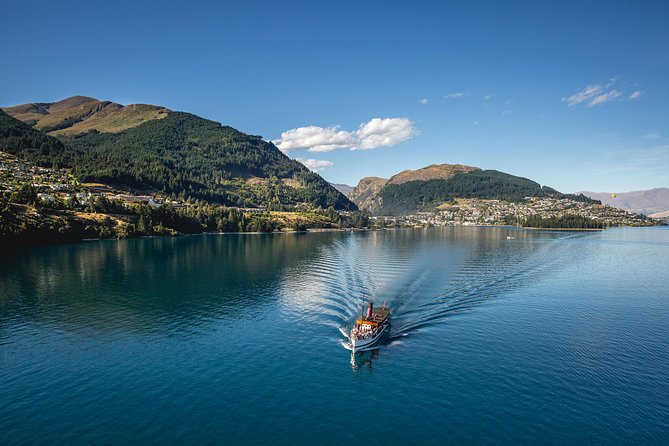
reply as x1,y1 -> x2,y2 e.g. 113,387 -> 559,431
0,109 -> 66,161
376,169 -> 599,214
0,108 -> 354,210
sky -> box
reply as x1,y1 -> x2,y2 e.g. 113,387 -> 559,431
2,0 -> 668,192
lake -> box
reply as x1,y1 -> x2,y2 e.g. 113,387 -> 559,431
1,227 -> 668,445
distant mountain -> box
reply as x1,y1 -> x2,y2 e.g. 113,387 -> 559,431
650,210 -> 669,219
348,165 -> 480,211
330,183 -> 354,196
0,98 -> 355,210
350,163 -> 598,215
578,188 -> 669,216
3,96 -> 169,135
387,163 -> 480,185
348,177 -> 388,211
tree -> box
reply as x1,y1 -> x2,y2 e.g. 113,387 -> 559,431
12,183 -> 38,205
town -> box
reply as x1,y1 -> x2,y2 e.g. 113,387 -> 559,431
0,150 -> 656,233
370,197 -> 652,228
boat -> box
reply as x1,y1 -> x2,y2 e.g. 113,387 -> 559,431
350,302 -> 391,352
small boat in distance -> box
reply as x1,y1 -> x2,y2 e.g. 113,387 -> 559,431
350,302 -> 391,353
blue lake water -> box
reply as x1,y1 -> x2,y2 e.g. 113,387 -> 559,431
1,227 -> 668,445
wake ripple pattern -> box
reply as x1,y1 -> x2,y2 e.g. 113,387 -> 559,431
279,229 -> 590,349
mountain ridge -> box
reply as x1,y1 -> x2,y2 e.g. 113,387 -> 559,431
387,163 -> 480,185
1,98 -> 355,210
2,95 -> 170,135
578,188 -> 669,216
350,164 -> 599,215
348,176 -> 388,211
330,183 -> 354,196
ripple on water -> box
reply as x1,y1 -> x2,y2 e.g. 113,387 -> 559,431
1,227 -> 668,445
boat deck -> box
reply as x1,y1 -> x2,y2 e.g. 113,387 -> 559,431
357,307 -> 390,325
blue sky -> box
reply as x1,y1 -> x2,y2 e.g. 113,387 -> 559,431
2,0 -> 668,192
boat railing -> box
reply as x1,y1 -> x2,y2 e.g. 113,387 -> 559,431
351,326 -> 379,341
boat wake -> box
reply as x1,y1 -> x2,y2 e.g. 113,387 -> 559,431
279,229 -> 590,351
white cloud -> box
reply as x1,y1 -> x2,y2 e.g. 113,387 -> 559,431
273,125 -> 357,153
562,84 -> 603,106
273,117 -> 418,153
419,98 -> 429,104
606,77 -> 618,88
644,132 -> 661,140
629,90 -> 644,100
445,92 -> 465,99
563,78 -> 637,107
483,95 -> 492,100
354,118 -> 418,150
296,157 -> 334,172
588,89 -> 622,107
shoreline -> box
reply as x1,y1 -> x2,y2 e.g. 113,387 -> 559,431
520,227 -> 603,231
9,223 -> 662,250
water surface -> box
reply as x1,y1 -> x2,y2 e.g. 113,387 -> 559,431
1,227 -> 668,444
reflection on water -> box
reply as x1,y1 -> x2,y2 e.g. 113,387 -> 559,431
0,233 -> 329,339
1,227 -> 668,445
0,227 -> 593,346
350,349 -> 380,370
277,226 -> 590,353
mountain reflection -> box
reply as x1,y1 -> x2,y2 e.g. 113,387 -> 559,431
0,233 -> 336,336
0,227 -> 583,344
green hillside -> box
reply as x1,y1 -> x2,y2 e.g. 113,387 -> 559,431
0,109 -> 354,210
376,169 -> 599,215
0,109 -> 66,160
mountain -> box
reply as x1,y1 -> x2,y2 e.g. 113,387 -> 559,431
330,183 -> 354,196
350,163 -> 598,215
2,96 -> 169,135
348,164 -> 482,211
348,177 -> 388,211
387,163 -> 480,185
0,98 -> 355,210
578,189 -> 669,217
0,108 -> 67,157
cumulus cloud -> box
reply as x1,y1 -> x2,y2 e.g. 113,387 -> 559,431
444,92 -> 465,99
588,89 -> 622,107
483,95 -> 492,100
354,118 -> 418,150
419,98 -> 429,104
296,157 -> 334,172
629,90 -> 644,100
273,125 -> 356,152
273,118 -> 418,153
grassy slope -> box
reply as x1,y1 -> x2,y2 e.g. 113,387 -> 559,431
51,104 -> 169,135
0,108 -> 354,210
3,96 -> 169,135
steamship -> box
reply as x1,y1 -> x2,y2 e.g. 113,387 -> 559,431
350,302 -> 391,353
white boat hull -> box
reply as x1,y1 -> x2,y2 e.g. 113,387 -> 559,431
350,322 -> 390,352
